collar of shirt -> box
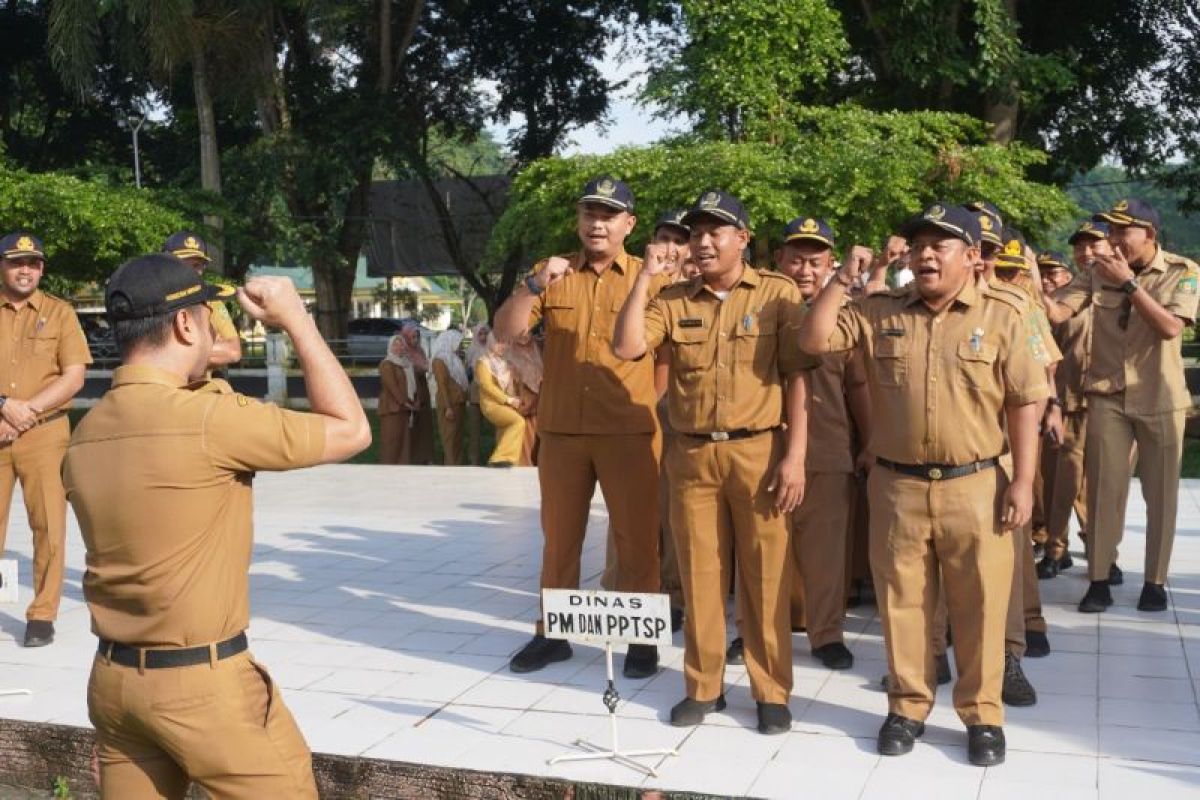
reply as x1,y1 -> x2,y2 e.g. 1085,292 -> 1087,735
111,364 -> 191,389
684,262 -> 761,299
903,275 -> 979,310
1137,245 -> 1166,275
1,289 -> 44,312
572,249 -> 633,275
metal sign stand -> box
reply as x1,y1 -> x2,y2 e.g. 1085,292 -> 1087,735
548,641 -> 678,777
0,560 -> 30,699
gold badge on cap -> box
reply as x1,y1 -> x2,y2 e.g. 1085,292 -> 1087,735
700,192 -> 720,209
14,236 -> 35,252
1114,199 -> 1129,212
979,216 -> 993,232
1003,239 -> 1023,256
927,205 -> 946,220
1081,221 -> 1093,231
184,235 -> 201,250
800,218 -> 819,233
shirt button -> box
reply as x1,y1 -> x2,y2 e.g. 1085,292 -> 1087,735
720,332 -> 727,338
718,362 -> 725,368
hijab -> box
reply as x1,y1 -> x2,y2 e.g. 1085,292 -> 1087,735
432,329 -> 469,391
507,333 -> 544,393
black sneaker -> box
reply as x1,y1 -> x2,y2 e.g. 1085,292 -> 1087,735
670,607 -> 684,633
877,713 -> 924,756
967,725 -> 1006,766
1108,563 -> 1124,586
812,642 -> 854,670
1078,580 -> 1113,613
1037,554 -> 1069,579
622,643 -> 659,679
936,653 -> 952,685
725,637 -> 744,665
1002,652 -> 1037,706
1025,630 -> 1050,658
670,695 -> 726,726
23,620 -> 54,648
757,702 -> 792,735
1137,582 -> 1168,612
508,634 -> 572,673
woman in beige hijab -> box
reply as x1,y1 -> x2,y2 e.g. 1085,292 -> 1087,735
475,336 -> 528,466
506,331 -> 544,465
378,324 -> 434,464
430,328 -> 469,465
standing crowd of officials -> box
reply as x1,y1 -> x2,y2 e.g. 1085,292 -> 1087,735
0,169 -> 1195,794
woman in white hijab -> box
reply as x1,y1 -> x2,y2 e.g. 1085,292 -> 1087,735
475,335 -> 528,467
430,328 -> 469,465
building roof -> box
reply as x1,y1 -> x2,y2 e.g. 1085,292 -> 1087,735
247,258 -> 458,299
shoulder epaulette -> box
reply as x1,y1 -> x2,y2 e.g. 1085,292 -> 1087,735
982,284 -> 1029,315
1163,251 -> 1200,272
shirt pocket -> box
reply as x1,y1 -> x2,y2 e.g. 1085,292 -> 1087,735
671,325 -> 710,371
542,298 -> 578,331
956,340 -> 999,389
734,313 -> 777,378
872,335 -> 909,387
27,333 -> 58,358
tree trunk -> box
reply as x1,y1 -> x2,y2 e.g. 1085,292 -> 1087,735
310,251 -> 355,343
191,39 -> 225,274
984,90 -> 1019,144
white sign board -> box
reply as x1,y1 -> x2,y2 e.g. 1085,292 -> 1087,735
542,589 -> 672,647
0,559 -> 16,605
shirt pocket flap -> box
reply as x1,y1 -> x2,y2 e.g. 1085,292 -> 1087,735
671,325 -> 709,344
956,340 -> 999,364
874,335 -> 909,358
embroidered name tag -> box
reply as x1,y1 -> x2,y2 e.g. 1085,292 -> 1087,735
879,328 -> 904,337
679,318 -> 704,328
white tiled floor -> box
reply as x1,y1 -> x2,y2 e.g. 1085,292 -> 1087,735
2,465 -> 1200,798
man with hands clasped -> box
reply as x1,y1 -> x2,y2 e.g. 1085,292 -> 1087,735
613,189 -> 813,736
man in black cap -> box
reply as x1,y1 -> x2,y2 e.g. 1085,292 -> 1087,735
1045,199 -> 1200,613
800,202 -> 1046,766
163,231 -> 241,369
0,232 -> 91,646
64,256 -> 369,797
493,176 -> 665,679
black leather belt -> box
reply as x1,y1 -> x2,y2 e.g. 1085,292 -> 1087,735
876,457 -> 1000,481
683,428 -> 774,442
98,632 -> 248,669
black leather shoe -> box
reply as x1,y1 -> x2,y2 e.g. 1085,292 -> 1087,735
1025,630 -> 1050,658
23,620 -> 54,648
936,653 -> 952,685
1137,582 -> 1168,612
967,725 -> 1006,766
757,702 -> 792,735
1002,652 -> 1037,706
622,643 -> 659,679
1036,555 -> 1058,579
877,713 -> 924,756
812,641 -> 854,670
1108,563 -> 1124,586
508,634 -> 572,673
670,607 -> 684,633
670,694 -> 726,726
1078,580 -> 1113,613
1060,553 -> 1074,570
725,636 -> 745,665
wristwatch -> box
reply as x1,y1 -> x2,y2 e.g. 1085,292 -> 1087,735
524,274 -> 546,296
1120,277 -> 1140,295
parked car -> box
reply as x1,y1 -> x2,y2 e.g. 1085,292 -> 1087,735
346,317 -> 432,361
76,311 -> 118,362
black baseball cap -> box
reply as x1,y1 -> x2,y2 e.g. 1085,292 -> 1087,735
995,227 -> 1029,270
1098,199 -> 1160,230
578,176 -> 635,213
654,209 -> 690,237
1037,251 -> 1070,271
783,217 -> 835,249
0,232 -> 45,260
682,189 -> 750,229
163,231 -> 212,262
901,203 -> 981,246
1067,218 -> 1110,245
106,253 -> 235,322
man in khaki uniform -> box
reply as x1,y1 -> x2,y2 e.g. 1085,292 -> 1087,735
64,255 -> 370,798
1046,199 -> 1199,613
614,189 -> 810,734
773,216 -> 871,670
0,232 -> 91,647
164,231 -> 241,370
494,177 -> 665,678
800,203 -> 1045,767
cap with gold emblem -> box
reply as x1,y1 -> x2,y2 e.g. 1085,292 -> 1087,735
654,208 -> 690,237
901,202 -> 981,246
163,231 -> 212,262
1037,251 -> 1070,271
995,228 -> 1029,270
783,216 -> 835,249
681,189 -> 750,229
106,253 -> 236,322
1067,218 -> 1110,245
577,176 -> 635,213
0,232 -> 46,260
1098,199 -> 1160,230
964,201 -> 1004,247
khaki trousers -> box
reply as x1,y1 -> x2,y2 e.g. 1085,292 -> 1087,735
1045,410 -> 1089,560
668,432 -> 792,704
88,651 -> 317,799
1085,394 -> 1186,584
1005,522 -> 1045,658
378,412 -> 408,464
791,471 -> 854,648
0,416 -> 70,621
437,401 -> 466,465
870,465 -> 1012,726
536,432 -> 660,631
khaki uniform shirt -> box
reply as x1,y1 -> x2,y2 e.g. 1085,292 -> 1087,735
0,290 -> 92,408
1055,247 -> 1199,414
63,365 -> 326,647
823,278 -> 1048,466
1052,306 -> 1092,413
643,265 -> 812,434
528,250 -> 667,434
806,350 -> 857,474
